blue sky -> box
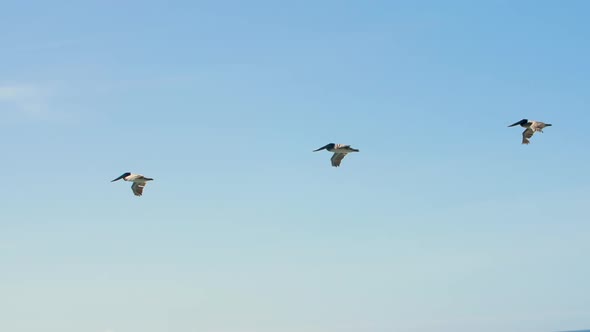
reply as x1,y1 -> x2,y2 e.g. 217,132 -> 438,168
1,1 -> 589,331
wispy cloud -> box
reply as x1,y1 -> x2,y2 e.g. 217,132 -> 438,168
0,84 -> 51,117
10,40 -> 77,54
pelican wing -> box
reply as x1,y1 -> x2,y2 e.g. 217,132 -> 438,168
331,153 -> 347,167
126,174 -> 143,181
522,128 -> 535,144
131,182 -> 146,196
531,121 -> 547,131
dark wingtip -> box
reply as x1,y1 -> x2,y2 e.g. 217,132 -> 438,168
313,143 -> 334,152
111,173 -> 128,182
508,119 -> 527,127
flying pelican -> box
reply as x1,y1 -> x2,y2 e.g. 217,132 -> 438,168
508,119 -> 552,144
313,143 -> 359,167
111,172 -> 154,196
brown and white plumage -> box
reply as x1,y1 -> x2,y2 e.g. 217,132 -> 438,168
131,182 -> 146,196
111,172 -> 154,196
313,143 -> 359,167
330,153 -> 348,167
508,119 -> 552,145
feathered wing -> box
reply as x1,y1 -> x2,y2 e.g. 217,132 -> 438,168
131,182 -> 146,196
522,128 -> 535,144
331,153 -> 347,167
530,121 -> 547,132
334,144 -> 359,153
126,174 -> 142,181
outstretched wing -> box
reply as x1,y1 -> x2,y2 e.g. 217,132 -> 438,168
331,153 -> 347,167
531,121 -> 547,131
522,128 -> 535,144
131,182 -> 146,196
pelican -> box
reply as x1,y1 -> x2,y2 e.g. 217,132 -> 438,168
111,172 -> 154,196
508,119 -> 552,144
313,143 -> 359,167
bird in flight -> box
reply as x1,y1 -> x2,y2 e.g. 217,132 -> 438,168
313,143 -> 359,167
508,119 -> 552,144
111,172 -> 154,196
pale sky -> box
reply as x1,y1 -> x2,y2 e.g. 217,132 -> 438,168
1,1 -> 590,332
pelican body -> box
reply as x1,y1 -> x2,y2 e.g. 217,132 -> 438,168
508,119 -> 552,144
111,172 -> 154,196
313,143 -> 359,167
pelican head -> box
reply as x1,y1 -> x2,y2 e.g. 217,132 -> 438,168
313,143 -> 335,152
508,119 -> 528,127
111,172 -> 131,182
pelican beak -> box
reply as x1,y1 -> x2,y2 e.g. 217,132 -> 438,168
508,121 -> 521,127
111,175 -> 125,182
313,145 -> 329,152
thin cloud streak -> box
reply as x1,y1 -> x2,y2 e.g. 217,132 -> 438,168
0,84 -> 51,117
